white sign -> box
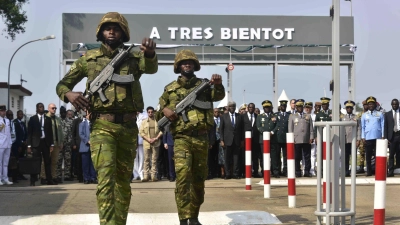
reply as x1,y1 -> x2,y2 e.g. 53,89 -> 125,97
149,27 -> 295,41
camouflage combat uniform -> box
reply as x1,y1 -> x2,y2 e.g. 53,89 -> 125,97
357,111 -> 366,168
156,50 -> 225,221
56,12 -> 158,225
58,117 -> 73,179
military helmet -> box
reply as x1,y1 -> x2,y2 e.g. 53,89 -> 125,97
174,49 -> 201,74
96,12 -> 130,42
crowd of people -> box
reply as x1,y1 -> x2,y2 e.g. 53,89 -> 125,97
0,103 -> 99,186
0,95 -> 398,188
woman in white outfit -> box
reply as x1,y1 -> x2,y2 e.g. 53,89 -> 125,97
132,111 -> 148,181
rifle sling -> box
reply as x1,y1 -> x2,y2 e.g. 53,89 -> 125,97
111,73 -> 135,84
192,99 -> 213,110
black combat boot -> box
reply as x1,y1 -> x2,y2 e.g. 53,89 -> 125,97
189,218 -> 202,225
179,219 -> 188,225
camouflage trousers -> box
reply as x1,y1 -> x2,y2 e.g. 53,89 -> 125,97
91,119 -> 137,225
174,134 -> 208,220
358,141 -> 365,166
57,145 -> 72,179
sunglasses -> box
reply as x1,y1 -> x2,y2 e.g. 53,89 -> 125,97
51,107 -> 57,110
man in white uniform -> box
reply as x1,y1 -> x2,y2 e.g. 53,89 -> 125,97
0,105 -> 13,185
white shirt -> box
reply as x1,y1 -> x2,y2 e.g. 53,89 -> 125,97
10,119 -> 16,143
247,112 -> 255,127
393,109 -> 400,131
37,114 -> 45,138
214,116 -> 220,125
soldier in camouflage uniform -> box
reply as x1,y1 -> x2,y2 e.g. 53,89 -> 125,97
58,106 -> 74,181
56,12 -> 158,225
156,49 -> 225,225
357,100 -> 368,173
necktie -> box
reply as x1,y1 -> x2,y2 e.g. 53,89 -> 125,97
40,115 -> 43,127
231,114 -> 235,127
3,118 -> 5,125
250,114 -> 253,127
348,114 -> 351,119
395,112 -> 398,132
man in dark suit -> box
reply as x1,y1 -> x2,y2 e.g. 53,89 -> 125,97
27,103 -> 55,186
275,100 -> 290,176
13,110 -> 27,155
220,101 -> 242,179
207,108 -> 220,179
241,103 -> 261,177
71,112 -> 83,182
384,98 -> 400,177
11,110 -> 28,182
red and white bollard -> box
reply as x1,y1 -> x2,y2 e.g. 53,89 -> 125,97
374,139 -> 388,225
263,132 -> 271,198
322,129 -> 332,224
322,129 -> 328,210
286,133 -> 296,208
245,131 -> 252,190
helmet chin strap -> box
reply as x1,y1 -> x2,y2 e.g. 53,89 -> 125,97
181,69 -> 194,76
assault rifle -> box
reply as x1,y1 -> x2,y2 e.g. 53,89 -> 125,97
158,79 -> 214,131
84,44 -> 135,103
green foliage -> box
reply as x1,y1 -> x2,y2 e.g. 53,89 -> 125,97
0,0 -> 29,41
355,102 -> 363,112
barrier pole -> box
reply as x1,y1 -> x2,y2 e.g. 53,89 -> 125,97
245,131 -> 252,190
263,132 -> 271,198
286,132 -> 296,208
374,139 -> 388,225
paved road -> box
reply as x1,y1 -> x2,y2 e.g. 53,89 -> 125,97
1,176 -> 400,224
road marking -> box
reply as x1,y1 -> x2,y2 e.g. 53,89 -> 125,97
0,211 -> 282,225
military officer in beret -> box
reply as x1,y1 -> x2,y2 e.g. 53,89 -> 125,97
304,102 -> 313,114
356,100 -> 369,173
56,12 -> 158,225
315,97 -> 332,125
274,100 -> 290,176
256,100 -> 280,177
340,101 -> 361,176
239,104 -> 247,115
289,99 -> 314,177
361,96 -> 385,176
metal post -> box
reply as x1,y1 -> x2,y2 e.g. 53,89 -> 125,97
349,63 -> 356,103
332,0 -> 341,223
228,69 -> 233,102
351,123 -> 357,225
314,121 -> 357,225
326,125 -> 331,224
340,126 -> 346,225
316,126 -> 323,225
273,63 -> 278,112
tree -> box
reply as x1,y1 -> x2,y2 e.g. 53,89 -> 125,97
0,0 -> 29,41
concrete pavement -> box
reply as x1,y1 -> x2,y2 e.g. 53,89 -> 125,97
0,175 -> 400,224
